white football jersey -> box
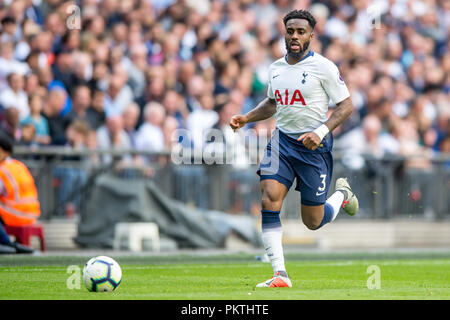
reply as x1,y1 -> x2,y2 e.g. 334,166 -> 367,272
267,51 -> 350,135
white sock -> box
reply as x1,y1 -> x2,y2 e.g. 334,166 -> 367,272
261,226 -> 286,274
326,191 -> 345,221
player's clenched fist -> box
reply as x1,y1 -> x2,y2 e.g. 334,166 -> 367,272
229,115 -> 248,131
298,132 -> 321,150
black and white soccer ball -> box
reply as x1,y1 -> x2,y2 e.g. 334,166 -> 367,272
83,256 -> 122,292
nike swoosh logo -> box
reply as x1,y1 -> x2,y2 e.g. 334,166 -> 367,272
272,74 -> 280,79
316,191 -> 326,196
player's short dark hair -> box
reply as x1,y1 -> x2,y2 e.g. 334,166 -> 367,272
283,10 -> 316,30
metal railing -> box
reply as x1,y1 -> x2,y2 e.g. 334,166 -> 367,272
11,146 -> 450,221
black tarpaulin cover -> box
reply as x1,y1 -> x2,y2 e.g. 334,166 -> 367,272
74,174 -> 261,249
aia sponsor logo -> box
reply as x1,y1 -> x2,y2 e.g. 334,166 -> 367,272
274,89 -> 306,106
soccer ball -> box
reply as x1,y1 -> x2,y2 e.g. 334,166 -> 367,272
83,256 -> 122,292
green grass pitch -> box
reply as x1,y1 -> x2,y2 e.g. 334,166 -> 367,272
0,251 -> 449,300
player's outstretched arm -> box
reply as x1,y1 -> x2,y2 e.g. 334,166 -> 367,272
299,97 -> 354,150
230,97 -> 277,131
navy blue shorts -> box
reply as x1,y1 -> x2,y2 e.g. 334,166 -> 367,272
257,129 -> 334,206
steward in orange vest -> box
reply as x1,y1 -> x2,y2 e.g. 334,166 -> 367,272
0,139 -> 41,226
0,134 -> 40,254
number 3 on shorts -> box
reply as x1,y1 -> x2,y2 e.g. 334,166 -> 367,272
318,174 -> 326,192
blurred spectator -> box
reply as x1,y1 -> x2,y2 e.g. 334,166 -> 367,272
136,102 -> 166,152
162,90 -> 188,129
85,88 -> 106,130
0,107 -> 21,142
127,43 -> 147,99
0,73 -> 29,120
66,119 -> 90,150
103,74 -> 134,117
42,87 -> 72,145
53,120 -> 90,217
394,118 -> 434,169
135,67 -> 166,111
20,93 -> 50,145
87,62 -> 109,93
122,102 -> 140,149
1,16 -> 20,43
211,102 -> 249,167
186,94 -> 218,150
86,129 -> 100,165
17,123 -> 37,147
51,48 -> 76,95
24,73 -> 40,96
66,85 -> 92,125
96,114 -> 132,164
162,116 -> 180,149
0,42 -> 30,89
185,74 -> 206,112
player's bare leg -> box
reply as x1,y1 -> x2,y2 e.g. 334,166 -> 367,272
301,178 -> 359,230
260,179 -> 288,211
256,179 -> 292,288
301,204 -> 326,230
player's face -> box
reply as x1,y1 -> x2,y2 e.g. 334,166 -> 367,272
285,19 -> 314,59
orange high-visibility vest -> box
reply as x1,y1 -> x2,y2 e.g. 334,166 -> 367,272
0,158 -> 41,226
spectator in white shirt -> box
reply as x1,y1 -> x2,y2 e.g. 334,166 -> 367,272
135,102 -> 166,152
96,114 -> 132,164
0,42 -> 30,90
122,102 -> 141,149
186,94 -> 218,151
103,74 -> 134,117
0,73 -> 29,120
336,114 -> 399,158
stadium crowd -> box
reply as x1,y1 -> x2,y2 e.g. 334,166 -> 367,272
0,0 -> 448,165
